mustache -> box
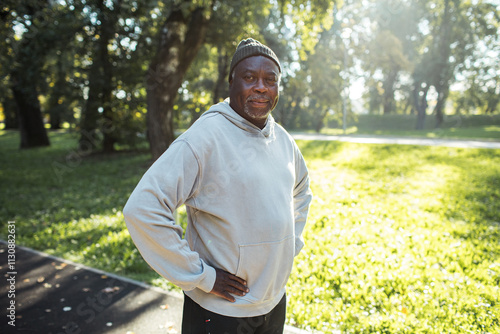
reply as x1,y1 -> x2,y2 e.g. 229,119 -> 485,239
246,95 -> 270,103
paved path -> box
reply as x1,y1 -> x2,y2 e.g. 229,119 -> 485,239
0,241 -> 310,334
291,133 -> 500,149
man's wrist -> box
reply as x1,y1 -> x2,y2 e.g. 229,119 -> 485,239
197,262 -> 217,293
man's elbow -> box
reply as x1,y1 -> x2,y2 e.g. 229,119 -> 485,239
122,199 -> 137,224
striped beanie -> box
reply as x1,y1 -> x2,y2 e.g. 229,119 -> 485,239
228,38 -> 281,82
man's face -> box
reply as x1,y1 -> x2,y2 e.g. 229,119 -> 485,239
229,56 -> 280,129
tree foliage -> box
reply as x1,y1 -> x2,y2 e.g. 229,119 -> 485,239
0,0 -> 498,153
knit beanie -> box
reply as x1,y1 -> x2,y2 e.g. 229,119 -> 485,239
228,38 -> 281,82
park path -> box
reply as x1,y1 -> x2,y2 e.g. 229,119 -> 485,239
291,133 -> 500,149
0,241 -> 311,334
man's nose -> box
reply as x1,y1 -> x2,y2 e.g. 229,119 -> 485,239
254,78 -> 268,92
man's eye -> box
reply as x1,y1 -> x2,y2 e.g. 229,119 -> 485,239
244,75 -> 254,81
267,78 -> 277,84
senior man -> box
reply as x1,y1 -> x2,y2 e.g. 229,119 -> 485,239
123,38 -> 312,333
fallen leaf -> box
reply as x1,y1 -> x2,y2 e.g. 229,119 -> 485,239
82,288 -> 91,292
55,263 -> 68,270
101,275 -> 108,279
106,322 -> 112,327
165,321 -> 177,333
160,304 -> 169,310
63,307 -> 72,312
43,283 -> 52,288
37,277 -> 45,283
102,286 -> 120,293
23,278 -> 30,283
167,327 -> 178,334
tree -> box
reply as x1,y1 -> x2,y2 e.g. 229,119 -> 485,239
7,1 -> 52,148
78,0 -> 119,153
369,31 -> 412,114
76,0 -> 159,153
0,2 -> 18,129
146,0 -> 338,160
413,0 -> 499,128
146,1 -> 212,160
303,16 -> 344,132
44,50 -> 78,130
360,0 -> 417,116
3,1 -> 83,148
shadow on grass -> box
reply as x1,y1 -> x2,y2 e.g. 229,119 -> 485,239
0,131 -> 154,275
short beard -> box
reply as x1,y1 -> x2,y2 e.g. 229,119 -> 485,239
243,95 -> 272,120
243,103 -> 270,122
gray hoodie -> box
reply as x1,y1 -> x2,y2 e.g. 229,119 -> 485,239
123,99 -> 312,317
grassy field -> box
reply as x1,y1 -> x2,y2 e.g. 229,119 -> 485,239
321,114 -> 500,140
1,130 -> 499,333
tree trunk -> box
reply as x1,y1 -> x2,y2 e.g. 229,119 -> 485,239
100,8 -> 117,154
433,0 -> 452,129
414,81 -> 429,130
48,54 -> 66,130
78,2 -> 116,153
486,88 -> 499,113
315,109 -> 329,133
213,48 -> 229,104
9,12 -> 50,148
382,69 -> 398,114
11,79 -> 50,148
79,61 -> 102,152
146,5 -> 210,161
433,85 -> 449,128
2,95 -> 19,129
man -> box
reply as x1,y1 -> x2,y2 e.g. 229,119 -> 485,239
123,38 -> 312,333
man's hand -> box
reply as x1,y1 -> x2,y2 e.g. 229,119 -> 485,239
210,268 -> 249,302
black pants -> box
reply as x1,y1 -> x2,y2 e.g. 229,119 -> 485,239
181,294 -> 286,334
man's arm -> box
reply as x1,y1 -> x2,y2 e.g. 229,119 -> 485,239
123,140 -> 248,301
123,140 -> 216,292
293,146 -> 313,256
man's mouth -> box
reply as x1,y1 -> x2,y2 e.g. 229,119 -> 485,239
247,97 -> 269,107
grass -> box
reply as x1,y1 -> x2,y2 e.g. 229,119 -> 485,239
320,114 -> 500,141
1,130 -> 499,333
289,142 -> 500,333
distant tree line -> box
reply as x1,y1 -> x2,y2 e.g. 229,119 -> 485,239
1,0 -> 498,159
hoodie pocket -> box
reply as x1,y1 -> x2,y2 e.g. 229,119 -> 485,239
235,235 -> 295,303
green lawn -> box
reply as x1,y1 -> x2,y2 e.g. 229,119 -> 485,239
1,130 -> 499,333
321,114 -> 500,141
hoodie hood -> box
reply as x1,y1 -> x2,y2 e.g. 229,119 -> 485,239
202,99 -> 275,138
